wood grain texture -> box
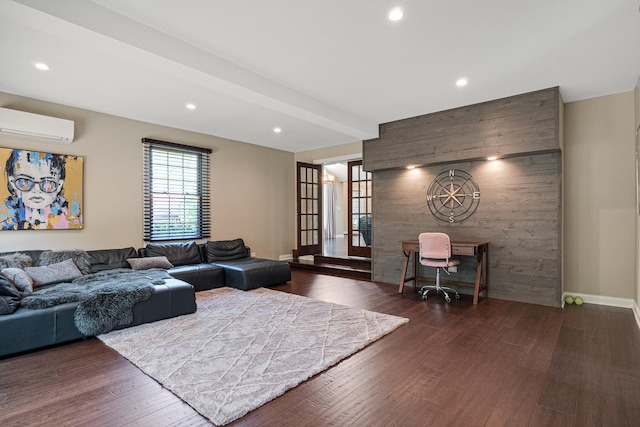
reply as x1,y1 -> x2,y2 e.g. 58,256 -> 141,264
365,87 -> 562,307
364,87 -> 560,171
372,153 -> 561,306
1,271 -> 638,427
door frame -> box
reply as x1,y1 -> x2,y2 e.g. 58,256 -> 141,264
296,162 -> 323,256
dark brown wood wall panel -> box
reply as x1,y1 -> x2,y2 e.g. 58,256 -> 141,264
364,87 -> 560,171
367,88 -> 562,306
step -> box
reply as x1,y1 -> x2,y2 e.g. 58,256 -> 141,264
313,255 -> 371,270
289,257 -> 371,281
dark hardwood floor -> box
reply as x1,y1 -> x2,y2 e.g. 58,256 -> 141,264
2,270 -> 640,426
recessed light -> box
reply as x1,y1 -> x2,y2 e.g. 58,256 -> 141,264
273,127 -> 282,133
487,156 -> 498,161
456,78 -> 468,87
388,7 -> 404,21
186,103 -> 196,110
34,62 -> 49,71
406,165 -> 416,170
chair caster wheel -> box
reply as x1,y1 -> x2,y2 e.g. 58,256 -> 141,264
455,293 -> 460,300
422,293 -> 428,300
445,296 -> 452,303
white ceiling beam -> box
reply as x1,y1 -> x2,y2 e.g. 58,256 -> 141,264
9,0 -> 378,140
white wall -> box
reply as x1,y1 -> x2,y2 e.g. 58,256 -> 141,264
294,141 -> 362,165
564,91 -> 637,299
0,92 -> 295,260
635,81 -> 640,308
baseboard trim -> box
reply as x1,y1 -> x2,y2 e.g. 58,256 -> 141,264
280,254 -> 293,261
564,292 -> 640,330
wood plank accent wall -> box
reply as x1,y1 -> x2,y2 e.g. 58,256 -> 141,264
364,87 -> 561,170
364,87 -> 562,307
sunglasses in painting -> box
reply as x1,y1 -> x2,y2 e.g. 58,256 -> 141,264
11,177 -> 60,193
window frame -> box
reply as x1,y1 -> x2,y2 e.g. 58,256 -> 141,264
142,138 -> 211,242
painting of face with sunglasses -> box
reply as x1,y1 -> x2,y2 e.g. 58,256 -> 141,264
1,148 -> 83,230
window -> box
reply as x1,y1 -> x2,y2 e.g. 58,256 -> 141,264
142,138 -> 211,241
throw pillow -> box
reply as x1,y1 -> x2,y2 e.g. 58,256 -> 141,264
143,241 -> 202,266
0,253 -> 33,270
0,276 -> 21,315
127,256 -> 174,271
1,267 -> 34,293
24,258 -> 83,287
205,238 -> 249,261
39,249 -> 92,275
88,247 -> 138,272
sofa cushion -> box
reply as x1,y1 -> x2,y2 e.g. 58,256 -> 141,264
212,257 -> 291,290
1,267 -> 34,292
0,253 -> 33,269
205,238 -> 249,261
88,247 -> 138,272
24,258 -> 83,287
0,276 -> 21,314
144,242 -> 203,266
127,256 -> 174,270
168,263 -> 225,292
39,249 -> 92,275
0,304 -> 57,356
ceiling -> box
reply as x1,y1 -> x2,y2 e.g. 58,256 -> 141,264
1,0 -> 639,153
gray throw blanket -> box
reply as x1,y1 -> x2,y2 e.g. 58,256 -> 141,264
21,268 -> 170,335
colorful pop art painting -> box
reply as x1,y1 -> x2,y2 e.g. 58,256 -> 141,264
0,147 -> 83,230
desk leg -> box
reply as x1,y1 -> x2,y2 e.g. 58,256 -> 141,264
399,253 -> 410,293
473,245 -> 487,305
413,252 -> 418,286
473,257 -> 482,305
482,245 -> 488,300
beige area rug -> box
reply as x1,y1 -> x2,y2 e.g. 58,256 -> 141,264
98,287 -> 408,426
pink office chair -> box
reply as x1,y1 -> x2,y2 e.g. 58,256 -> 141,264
418,232 -> 461,303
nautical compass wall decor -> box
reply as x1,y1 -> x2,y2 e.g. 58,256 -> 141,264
426,169 -> 480,223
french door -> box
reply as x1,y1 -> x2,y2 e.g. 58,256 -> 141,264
348,160 -> 372,257
296,162 -> 322,256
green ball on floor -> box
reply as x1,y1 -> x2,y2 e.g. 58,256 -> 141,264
565,296 -> 574,305
574,296 -> 583,306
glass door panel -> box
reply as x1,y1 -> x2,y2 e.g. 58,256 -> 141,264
348,160 -> 372,257
297,162 -> 322,256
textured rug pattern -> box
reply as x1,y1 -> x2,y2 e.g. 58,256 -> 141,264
98,287 -> 408,425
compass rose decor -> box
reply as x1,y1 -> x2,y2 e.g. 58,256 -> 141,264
426,169 -> 480,223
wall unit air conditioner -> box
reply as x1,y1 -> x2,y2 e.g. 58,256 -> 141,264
0,107 -> 75,143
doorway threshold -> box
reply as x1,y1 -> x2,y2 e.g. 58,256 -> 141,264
289,255 -> 371,281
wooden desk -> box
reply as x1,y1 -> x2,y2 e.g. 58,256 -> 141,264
399,240 -> 489,305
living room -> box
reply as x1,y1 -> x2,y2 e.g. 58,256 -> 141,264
1,1 -> 640,425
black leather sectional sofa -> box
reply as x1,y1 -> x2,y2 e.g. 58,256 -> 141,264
0,238 -> 291,357
140,238 -> 292,292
